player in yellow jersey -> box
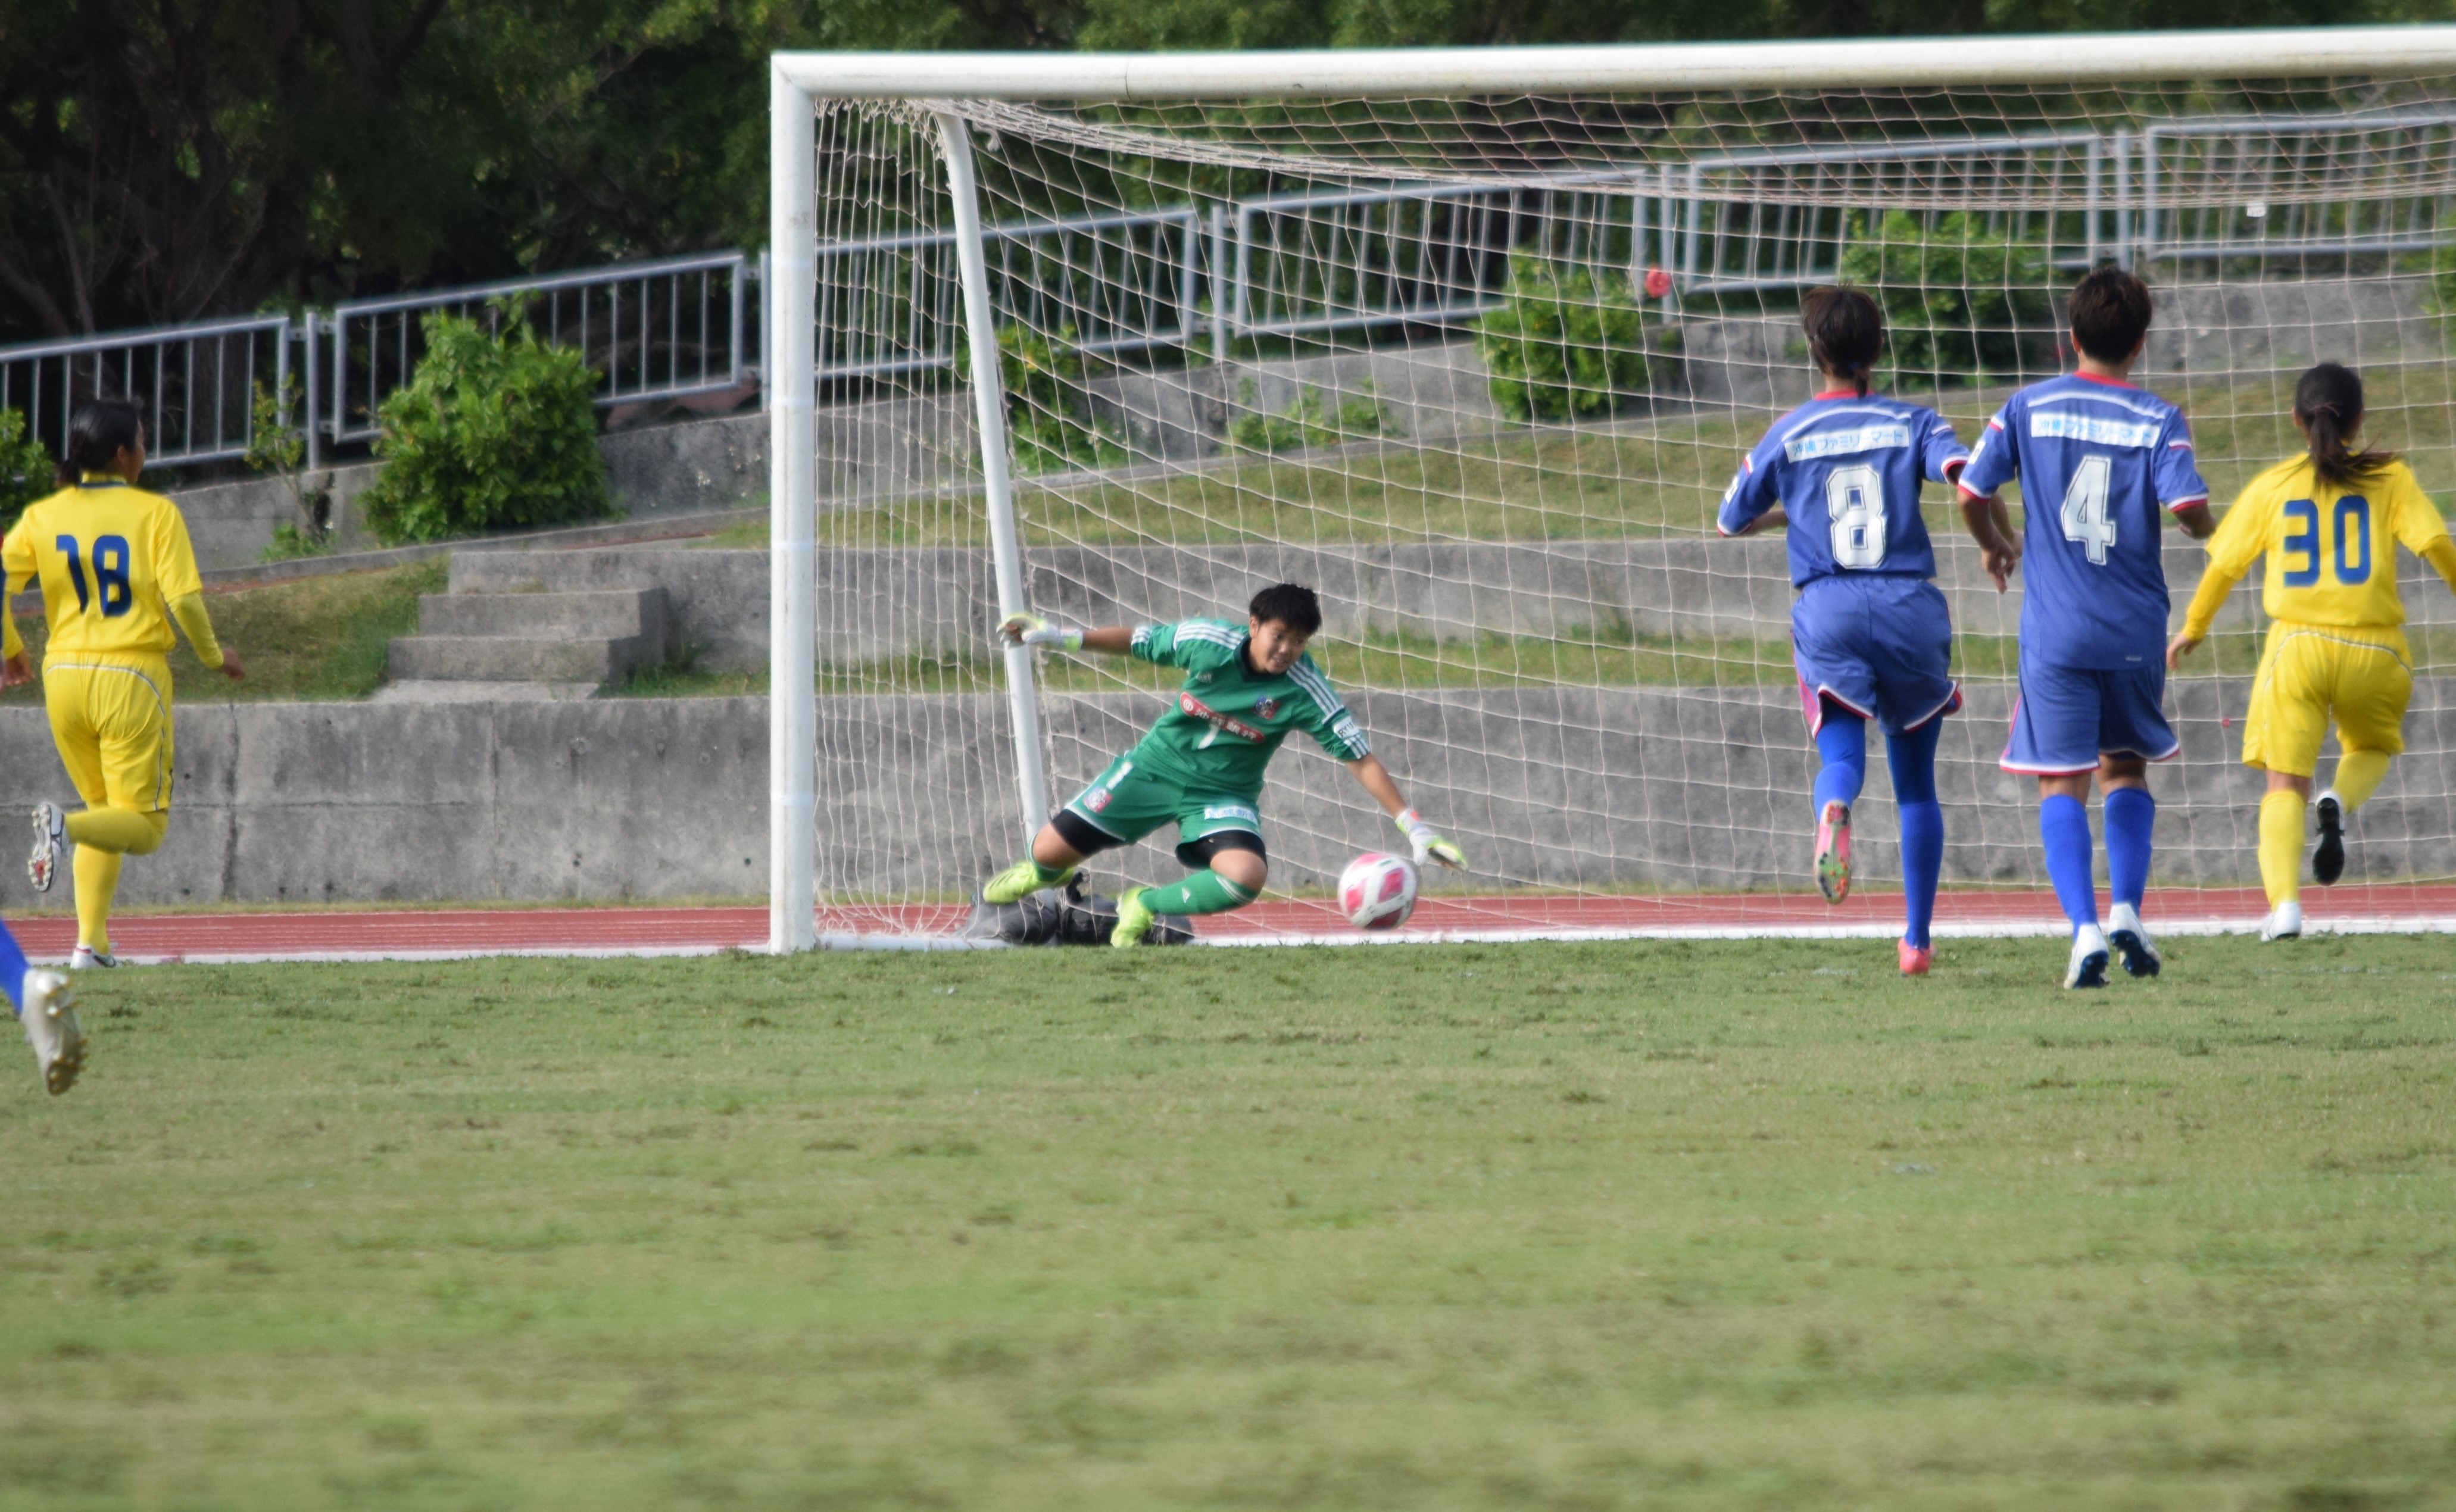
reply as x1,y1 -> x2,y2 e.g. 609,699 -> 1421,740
1,402 -> 244,967
2167,362 -> 2456,942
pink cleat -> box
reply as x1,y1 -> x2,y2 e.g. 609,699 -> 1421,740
1814,801 -> 1852,904
1898,940 -> 1932,976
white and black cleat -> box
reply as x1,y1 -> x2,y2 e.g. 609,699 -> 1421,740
20,970 -> 85,1095
67,945 -> 117,971
2065,923 -> 2112,989
2105,902 -> 2161,979
2312,791 -> 2345,886
27,802 -> 64,892
2261,900 -> 2304,943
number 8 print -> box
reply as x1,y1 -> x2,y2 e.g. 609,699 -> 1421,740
1825,463 -> 1887,570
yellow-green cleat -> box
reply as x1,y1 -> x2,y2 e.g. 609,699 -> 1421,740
982,858 -> 1073,905
1110,887 -> 1156,948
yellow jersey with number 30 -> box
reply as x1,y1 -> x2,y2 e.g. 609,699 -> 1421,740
2202,455 -> 2451,630
2,480 -> 214,664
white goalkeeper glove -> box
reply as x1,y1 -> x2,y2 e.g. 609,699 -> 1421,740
1396,808 -> 1466,870
996,613 -> 1082,652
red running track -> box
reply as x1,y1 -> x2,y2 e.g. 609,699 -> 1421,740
6,885 -> 2455,963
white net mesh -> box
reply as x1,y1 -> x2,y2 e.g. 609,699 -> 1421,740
800,81 -> 2456,938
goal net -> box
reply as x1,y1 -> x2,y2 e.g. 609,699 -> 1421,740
770,37 -> 2456,947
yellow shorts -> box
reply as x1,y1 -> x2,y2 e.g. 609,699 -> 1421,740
42,657 -> 175,813
2239,622 -> 2410,777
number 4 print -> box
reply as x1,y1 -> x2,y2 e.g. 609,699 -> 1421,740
2060,453 -> 2115,565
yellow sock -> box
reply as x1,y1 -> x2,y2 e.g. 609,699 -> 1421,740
2332,749 -> 2390,813
2258,789 -> 2307,909
74,845 -> 123,954
66,807 -> 166,855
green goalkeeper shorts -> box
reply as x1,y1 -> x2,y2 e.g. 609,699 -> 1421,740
1062,754 -> 1264,849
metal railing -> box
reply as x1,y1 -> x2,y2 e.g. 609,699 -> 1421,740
0,253 -> 755,477
801,108 -> 2456,389
320,249 -> 753,461
9,108 -> 2456,475
0,314 -> 290,469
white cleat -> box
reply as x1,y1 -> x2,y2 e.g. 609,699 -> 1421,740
2261,900 -> 2304,942
67,945 -> 117,971
2105,902 -> 2162,979
2065,923 -> 2112,989
20,970 -> 85,1096
27,802 -> 64,892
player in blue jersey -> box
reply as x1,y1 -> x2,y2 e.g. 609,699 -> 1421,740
1718,287 -> 1999,976
1955,267 -> 2215,988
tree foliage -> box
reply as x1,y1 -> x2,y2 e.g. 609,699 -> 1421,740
1,0 -> 2451,347
1836,211 -> 2054,385
0,407 -> 55,535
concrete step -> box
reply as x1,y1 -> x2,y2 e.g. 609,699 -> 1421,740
388,634 -> 650,685
388,586 -> 669,688
417,588 -> 664,640
370,679 -> 600,705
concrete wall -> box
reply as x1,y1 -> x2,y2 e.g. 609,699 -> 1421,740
8,679 -> 2456,908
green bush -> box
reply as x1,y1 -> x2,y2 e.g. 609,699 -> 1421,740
1227,379 -> 1396,454
1836,211 -> 2054,386
245,375 -> 333,558
1475,260 -> 1669,423
358,311 -> 610,545
0,407 -> 57,535
997,325 -> 1128,476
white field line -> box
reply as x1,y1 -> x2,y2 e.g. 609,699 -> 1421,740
29,914 -> 2456,966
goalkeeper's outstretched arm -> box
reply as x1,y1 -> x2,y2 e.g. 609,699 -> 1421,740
1346,754 -> 1467,870
997,613 -> 1131,654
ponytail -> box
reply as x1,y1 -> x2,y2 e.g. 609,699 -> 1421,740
59,401 -> 141,486
2295,361 -> 2394,490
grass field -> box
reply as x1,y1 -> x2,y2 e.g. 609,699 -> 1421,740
5,936 -> 2454,1510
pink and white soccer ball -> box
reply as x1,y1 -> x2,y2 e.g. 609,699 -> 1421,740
1338,851 -> 1419,931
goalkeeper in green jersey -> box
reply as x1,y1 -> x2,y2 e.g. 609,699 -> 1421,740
981,582 -> 1468,946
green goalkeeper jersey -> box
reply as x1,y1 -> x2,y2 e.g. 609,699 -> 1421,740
1124,618 -> 1370,794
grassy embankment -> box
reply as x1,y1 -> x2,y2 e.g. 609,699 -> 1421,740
0,562 -> 445,707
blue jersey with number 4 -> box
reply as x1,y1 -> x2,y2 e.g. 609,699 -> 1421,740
1957,374 -> 2208,670
1717,395 -> 1970,586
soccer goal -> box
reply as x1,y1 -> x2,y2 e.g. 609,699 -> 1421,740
767,30 -> 2456,951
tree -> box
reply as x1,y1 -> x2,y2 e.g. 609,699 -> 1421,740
3,0 -> 2453,348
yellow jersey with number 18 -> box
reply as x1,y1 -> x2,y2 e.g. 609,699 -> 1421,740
2203,455 -> 2452,630
1,479 -> 216,664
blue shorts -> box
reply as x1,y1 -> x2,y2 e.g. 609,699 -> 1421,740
1791,575 -> 1961,736
2002,658 -> 2180,774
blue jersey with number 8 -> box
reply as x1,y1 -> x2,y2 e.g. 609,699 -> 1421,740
1957,373 -> 2208,670
1717,394 -> 1970,587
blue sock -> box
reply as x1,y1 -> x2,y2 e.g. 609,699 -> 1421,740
1812,705 -> 1867,819
2039,795 -> 2099,932
2103,787 -> 2155,912
1887,723 -> 1944,949
0,918 -> 26,1016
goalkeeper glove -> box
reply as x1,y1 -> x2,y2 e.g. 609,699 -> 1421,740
997,613 -> 1082,652
1395,808 -> 1466,870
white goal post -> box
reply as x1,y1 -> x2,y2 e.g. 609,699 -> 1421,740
768,28 -> 2456,952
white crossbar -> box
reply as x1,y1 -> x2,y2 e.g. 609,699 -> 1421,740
776,27 -> 2456,98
